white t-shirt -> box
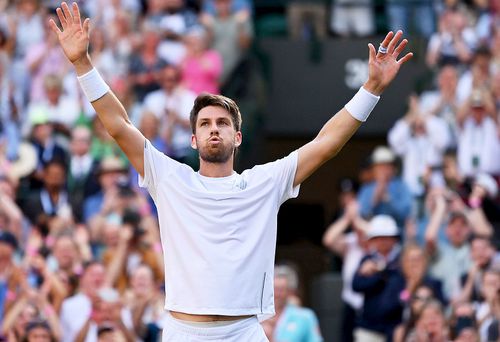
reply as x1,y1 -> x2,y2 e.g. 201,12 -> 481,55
139,140 -> 300,321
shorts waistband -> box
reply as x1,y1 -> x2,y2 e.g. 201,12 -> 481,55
164,312 -> 258,337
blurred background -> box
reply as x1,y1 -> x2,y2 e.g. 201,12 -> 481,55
0,0 -> 499,341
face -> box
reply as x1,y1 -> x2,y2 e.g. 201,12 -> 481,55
368,236 -> 397,256
82,264 -> 105,294
160,66 -> 180,92
372,163 -> 394,182
191,106 -> 241,164
471,239 -> 493,268
439,66 -> 458,92
411,287 -> 433,314
26,327 -> 52,342
0,242 -> 13,261
416,305 -> 446,336
53,237 -> 77,269
44,163 -> 66,191
274,276 -> 289,309
446,217 -> 470,247
70,128 -> 91,156
131,266 -> 154,293
402,247 -> 427,278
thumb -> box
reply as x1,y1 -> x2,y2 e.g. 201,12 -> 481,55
368,43 -> 376,62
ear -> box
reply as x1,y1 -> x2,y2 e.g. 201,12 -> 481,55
191,134 -> 198,150
234,131 -> 242,148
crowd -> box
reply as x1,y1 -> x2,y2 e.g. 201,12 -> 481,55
0,0 -> 499,341
322,1 -> 500,340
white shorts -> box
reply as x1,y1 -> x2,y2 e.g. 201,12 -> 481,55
162,313 -> 269,342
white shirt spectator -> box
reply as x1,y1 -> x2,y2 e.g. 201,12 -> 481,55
60,293 -> 133,342
458,116 -> 500,177
341,232 -> 364,310
388,116 -> 450,196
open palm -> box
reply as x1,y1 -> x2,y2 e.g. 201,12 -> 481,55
365,31 -> 413,95
49,2 -> 90,64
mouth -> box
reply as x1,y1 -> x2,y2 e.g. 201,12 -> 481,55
208,137 -> 221,144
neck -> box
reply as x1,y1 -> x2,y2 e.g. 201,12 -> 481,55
198,159 -> 234,177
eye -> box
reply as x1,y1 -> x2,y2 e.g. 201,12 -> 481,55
200,122 -> 208,126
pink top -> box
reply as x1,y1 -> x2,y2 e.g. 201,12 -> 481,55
181,50 -> 223,95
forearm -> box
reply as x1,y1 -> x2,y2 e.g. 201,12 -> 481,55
74,319 -> 92,342
322,215 -> 349,254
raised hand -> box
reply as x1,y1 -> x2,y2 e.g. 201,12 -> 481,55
49,2 -> 90,68
364,30 -> 413,96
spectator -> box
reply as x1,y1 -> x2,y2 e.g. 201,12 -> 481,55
386,0 -> 435,39
141,64 -> 196,162
406,299 -> 449,341
180,26 -> 222,95
156,0 -> 199,65
24,14 -> 72,103
419,65 -> 461,146
127,24 -> 166,102
102,210 -> 163,293
0,231 -> 24,321
83,156 -> 129,223
357,146 -> 412,229
26,111 -> 67,187
200,0 -> 253,88
1,287 -> 62,341
458,235 -> 498,303
59,261 -> 133,342
456,89 -> 500,178
352,215 -> 402,342
23,158 -> 72,226
456,46 -> 492,104
323,194 -> 368,342
388,95 -> 451,202
24,320 -> 58,342
68,126 -> 101,223
287,0 -> 328,40
329,0 -> 374,38
426,9 -> 476,68
261,264 -> 323,342
393,284 -> 440,342
425,192 -> 473,301
473,267 -> 500,341
124,265 -> 164,341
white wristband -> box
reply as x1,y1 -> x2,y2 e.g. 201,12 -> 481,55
344,86 -> 380,122
77,68 -> 110,102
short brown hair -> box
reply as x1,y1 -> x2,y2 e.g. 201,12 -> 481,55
190,93 -> 242,133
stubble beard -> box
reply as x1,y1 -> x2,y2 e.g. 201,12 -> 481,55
199,140 -> 235,164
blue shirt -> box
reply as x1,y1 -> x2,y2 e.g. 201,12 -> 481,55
274,304 -> 323,342
357,178 -> 412,229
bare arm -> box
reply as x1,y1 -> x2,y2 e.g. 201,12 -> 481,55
50,2 -> 145,177
294,31 -> 413,186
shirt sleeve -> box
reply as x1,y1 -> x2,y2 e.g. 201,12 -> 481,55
138,139 -> 177,201
262,150 -> 300,205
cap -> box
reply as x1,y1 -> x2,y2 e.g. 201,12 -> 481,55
371,146 -> 395,165
475,173 -> 498,198
0,231 -> 18,250
97,157 -> 128,175
366,215 -> 399,239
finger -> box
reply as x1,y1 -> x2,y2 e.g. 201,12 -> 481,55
368,43 -> 376,62
398,52 -> 414,65
72,2 -> 82,26
393,38 -> 408,59
83,17 -> 90,36
379,31 -> 394,49
56,8 -> 68,29
61,2 -> 73,23
49,18 -> 62,35
388,30 -> 403,54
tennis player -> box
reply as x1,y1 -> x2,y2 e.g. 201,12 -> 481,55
50,2 -> 412,341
